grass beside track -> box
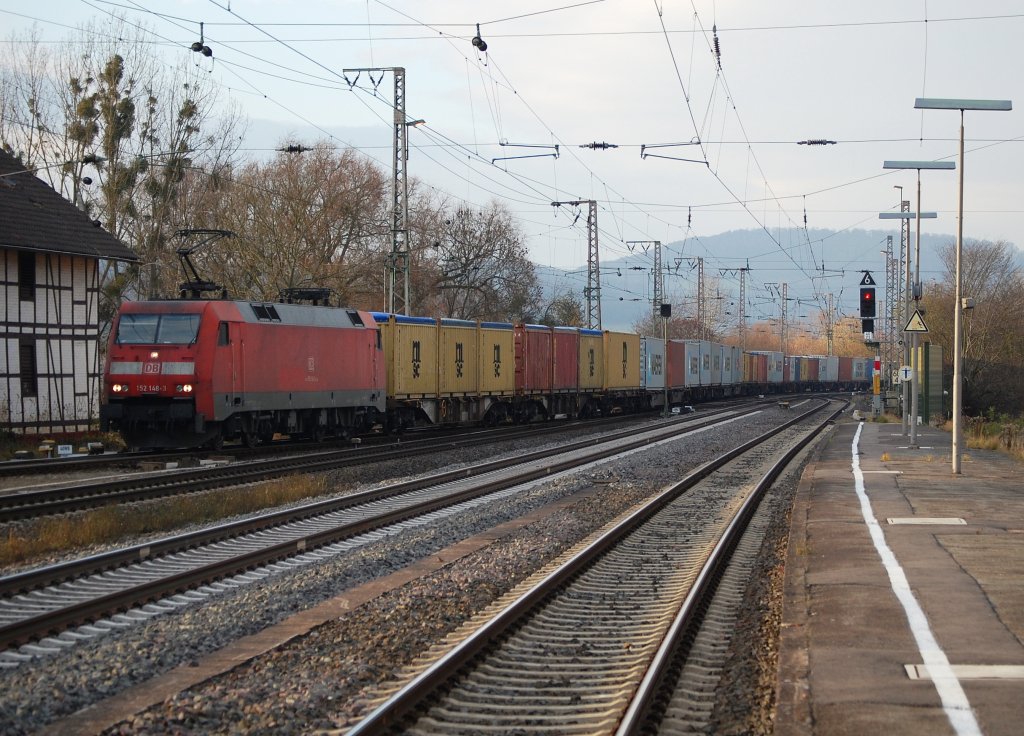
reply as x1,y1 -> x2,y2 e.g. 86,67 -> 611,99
1,474 -> 331,568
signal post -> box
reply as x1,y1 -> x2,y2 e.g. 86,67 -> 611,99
859,273 -> 882,416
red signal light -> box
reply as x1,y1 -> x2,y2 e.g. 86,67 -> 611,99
859,287 -> 876,318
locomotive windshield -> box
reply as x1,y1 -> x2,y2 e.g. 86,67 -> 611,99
116,313 -> 201,345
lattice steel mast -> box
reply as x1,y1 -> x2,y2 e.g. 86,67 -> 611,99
553,200 -> 600,329
626,240 -> 663,318
344,66 -> 412,314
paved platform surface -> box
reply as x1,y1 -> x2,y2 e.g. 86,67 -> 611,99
776,419 -> 1024,736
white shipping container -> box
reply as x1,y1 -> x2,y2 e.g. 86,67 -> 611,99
640,337 -> 666,391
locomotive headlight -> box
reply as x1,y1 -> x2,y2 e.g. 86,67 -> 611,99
150,351 -> 159,359
112,383 -> 127,393
179,384 -> 194,393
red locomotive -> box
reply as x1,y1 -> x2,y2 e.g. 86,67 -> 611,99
100,299 -> 385,449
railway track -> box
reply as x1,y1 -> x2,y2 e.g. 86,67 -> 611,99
0,411 -> 731,522
0,396 -> 779,481
0,404 -> 768,657
0,432 -> 388,478
0,419 -> 608,482
344,398 -> 843,735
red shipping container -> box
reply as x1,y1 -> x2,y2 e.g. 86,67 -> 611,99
552,327 -> 579,391
749,352 -> 768,384
667,339 -> 687,389
803,357 -> 820,382
783,357 -> 792,383
514,324 -> 553,394
838,356 -> 853,382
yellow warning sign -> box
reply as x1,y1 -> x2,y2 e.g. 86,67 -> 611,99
903,309 -> 929,333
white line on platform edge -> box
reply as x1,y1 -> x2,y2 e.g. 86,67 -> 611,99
852,422 -> 980,736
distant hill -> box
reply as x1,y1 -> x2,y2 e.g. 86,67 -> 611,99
537,227 -> 964,332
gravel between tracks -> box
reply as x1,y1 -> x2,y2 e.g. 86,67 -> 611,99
0,407 -> 815,735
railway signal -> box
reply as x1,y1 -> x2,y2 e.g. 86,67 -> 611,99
859,272 -> 876,319
859,271 -> 876,319
859,272 -> 876,341
859,288 -> 875,317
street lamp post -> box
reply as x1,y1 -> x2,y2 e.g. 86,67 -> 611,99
914,97 -> 1012,475
882,161 -> 955,448
894,186 -> 907,433
879,210 -> 937,435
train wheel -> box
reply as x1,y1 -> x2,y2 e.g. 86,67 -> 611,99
206,433 -> 224,451
242,431 -> 259,449
257,420 -> 274,444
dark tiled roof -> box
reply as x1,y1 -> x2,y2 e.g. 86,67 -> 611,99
0,149 -> 138,262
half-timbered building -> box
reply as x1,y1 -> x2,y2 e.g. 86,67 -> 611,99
1,149 -> 138,435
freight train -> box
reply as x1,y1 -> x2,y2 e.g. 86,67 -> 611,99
100,299 -> 872,449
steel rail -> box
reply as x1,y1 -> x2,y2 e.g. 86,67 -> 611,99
0,419 -> 586,479
615,399 -> 846,734
0,406 -> 764,650
344,398 -> 838,735
0,411 -> 718,522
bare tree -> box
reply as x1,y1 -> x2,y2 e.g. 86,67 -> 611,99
204,143 -> 391,305
923,239 -> 1024,415
631,310 -> 708,340
536,290 -> 585,327
427,201 -> 542,321
0,26 -> 54,170
1,16 -> 246,304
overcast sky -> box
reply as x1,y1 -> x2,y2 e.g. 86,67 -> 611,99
4,0 -> 1022,326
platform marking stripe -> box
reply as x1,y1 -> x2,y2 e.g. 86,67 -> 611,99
906,664 -> 1024,680
887,518 -> 967,526
851,422 -> 981,736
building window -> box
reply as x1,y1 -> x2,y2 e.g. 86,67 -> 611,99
18,251 -> 36,302
19,339 -> 38,398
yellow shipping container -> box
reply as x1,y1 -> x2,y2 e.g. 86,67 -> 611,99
377,314 -> 439,398
578,329 -> 604,391
478,321 -> 515,395
438,318 -> 479,396
603,331 -> 641,391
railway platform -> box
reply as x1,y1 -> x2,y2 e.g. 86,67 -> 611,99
776,418 -> 1024,736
